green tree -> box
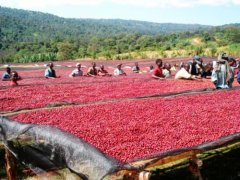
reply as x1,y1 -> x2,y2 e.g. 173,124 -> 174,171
224,27 -> 240,43
57,42 -> 74,60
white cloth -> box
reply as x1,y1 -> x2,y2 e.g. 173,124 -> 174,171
175,68 -> 192,79
228,66 -> 235,88
211,61 -> 229,89
114,69 -> 125,76
70,69 -> 83,77
163,69 -> 171,78
170,66 -> 177,72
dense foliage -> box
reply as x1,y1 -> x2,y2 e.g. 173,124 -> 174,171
0,6 -> 240,63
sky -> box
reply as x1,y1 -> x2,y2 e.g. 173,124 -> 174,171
0,0 -> 240,25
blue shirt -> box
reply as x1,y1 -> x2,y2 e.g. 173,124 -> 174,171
45,67 -> 56,78
2,72 -> 11,80
211,63 -> 229,89
237,72 -> 240,84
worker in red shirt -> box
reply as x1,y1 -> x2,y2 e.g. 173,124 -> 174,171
10,71 -> 22,86
152,59 -> 165,80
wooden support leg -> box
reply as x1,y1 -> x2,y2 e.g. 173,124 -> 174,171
139,170 -> 151,180
5,147 -> 16,180
189,155 -> 203,180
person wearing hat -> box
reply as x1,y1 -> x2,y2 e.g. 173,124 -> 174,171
2,67 -> 11,81
114,64 -> 126,76
211,53 -> 232,89
98,65 -> 111,76
70,63 -> 83,77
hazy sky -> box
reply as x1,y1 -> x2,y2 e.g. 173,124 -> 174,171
0,0 -> 240,25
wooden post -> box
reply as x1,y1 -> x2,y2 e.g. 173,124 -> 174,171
189,155 -> 203,180
5,147 -> 16,180
139,170 -> 151,180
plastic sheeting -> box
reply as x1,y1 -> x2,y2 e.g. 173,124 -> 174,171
0,117 -> 123,180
